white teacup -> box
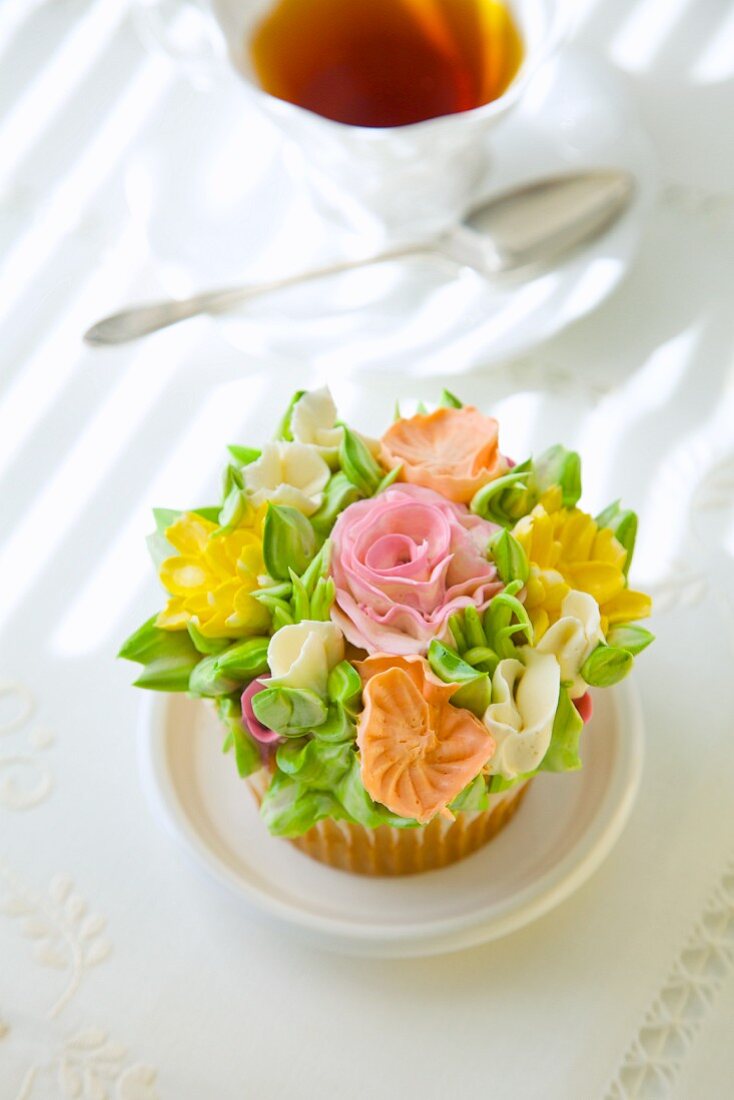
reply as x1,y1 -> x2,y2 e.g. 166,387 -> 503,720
139,0 -> 569,242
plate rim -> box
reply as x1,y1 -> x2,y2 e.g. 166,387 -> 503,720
138,681 -> 644,956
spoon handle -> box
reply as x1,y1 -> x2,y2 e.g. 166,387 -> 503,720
83,244 -> 429,346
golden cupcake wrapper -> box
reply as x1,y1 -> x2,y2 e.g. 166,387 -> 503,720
247,769 -> 531,877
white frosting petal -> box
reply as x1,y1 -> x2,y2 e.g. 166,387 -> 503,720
266,620 -> 345,696
245,442 -> 330,516
484,649 -> 560,779
290,388 -> 343,450
536,590 -> 604,698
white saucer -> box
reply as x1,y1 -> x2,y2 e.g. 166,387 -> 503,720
126,48 -> 655,375
139,681 -> 643,957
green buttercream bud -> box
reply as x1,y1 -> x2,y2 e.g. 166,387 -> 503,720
540,687 -> 583,772
263,504 -> 317,581
312,703 -> 357,743
187,622 -> 229,656
252,685 -> 328,736
119,616 -> 201,692
311,472 -> 361,534
217,696 -> 260,777
215,636 -> 270,680
188,655 -> 240,697
339,424 -> 383,496
462,605 -> 487,650
427,640 -> 491,717
227,444 -> 261,466
448,612 -> 468,653
596,500 -> 638,575
488,528 -> 530,584
309,576 -> 335,621
288,568 -> 311,623
581,643 -> 634,687
470,461 -> 534,526
217,464 -> 249,533
450,775 -> 488,811
534,444 -> 582,508
606,624 -> 655,656
439,389 -> 463,409
483,586 -> 533,657
276,738 -> 353,789
327,660 -> 362,713
275,390 -> 306,441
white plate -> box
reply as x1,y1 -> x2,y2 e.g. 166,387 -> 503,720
126,48 -> 655,374
139,681 -> 643,957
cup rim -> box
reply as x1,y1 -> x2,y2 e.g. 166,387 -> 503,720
232,1 -> 571,138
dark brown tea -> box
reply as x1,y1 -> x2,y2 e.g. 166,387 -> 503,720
249,0 -> 524,128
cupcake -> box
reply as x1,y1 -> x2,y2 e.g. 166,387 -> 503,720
121,388 -> 653,876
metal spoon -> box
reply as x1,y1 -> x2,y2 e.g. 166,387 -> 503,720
84,169 -> 634,347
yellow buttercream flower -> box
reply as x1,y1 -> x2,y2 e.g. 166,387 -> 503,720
156,508 -> 270,639
513,502 -> 651,639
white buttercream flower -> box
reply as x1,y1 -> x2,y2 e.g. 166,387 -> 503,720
291,388 -> 344,452
244,441 -> 330,516
483,649 -> 560,779
266,620 -> 345,697
536,590 -> 604,698
290,387 -> 380,462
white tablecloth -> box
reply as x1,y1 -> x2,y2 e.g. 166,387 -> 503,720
2,2 -> 733,1098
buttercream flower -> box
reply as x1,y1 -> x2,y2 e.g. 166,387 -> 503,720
380,405 -> 508,504
157,510 -> 270,638
356,654 -> 495,823
513,503 -> 652,639
536,590 -> 604,698
266,620 -> 344,696
330,484 -> 503,655
290,387 -> 380,463
483,649 -> 560,779
244,441 -> 330,516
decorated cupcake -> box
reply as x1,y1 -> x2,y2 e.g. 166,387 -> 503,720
121,389 -> 653,875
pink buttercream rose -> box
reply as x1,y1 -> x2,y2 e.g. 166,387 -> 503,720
330,484 -> 503,655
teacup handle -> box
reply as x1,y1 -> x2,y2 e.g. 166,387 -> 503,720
132,0 -> 227,84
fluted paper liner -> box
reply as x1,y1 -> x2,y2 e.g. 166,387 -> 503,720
247,769 -> 530,876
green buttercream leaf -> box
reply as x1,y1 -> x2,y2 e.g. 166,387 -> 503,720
252,685 -> 328,736
274,390 -> 306,442
215,637 -> 270,680
217,696 -> 260,777
276,739 -> 354,789
309,576 -> 335,621
188,655 -> 240,698
427,640 -> 491,717
288,568 -> 311,623
311,472 -> 361,535
186,622 -> 229,656
439,389 -> 463,409
483,587 -> 533,658
263,504 -> 317,580
450,774 -> 489,811
487,773 -> 529,793
470,463 -> 533,526
596,500 -> 638,576
605,624 -> 655,656
227,444 -> 261,466
488,528 -> 530,584
338,424 -> 383,497
581,643 -> 634,687
416,400 -> 428,414
119,617 -> 201,692
327,660 -> 362,713
152,508 -> 181,536
312,703 -> 357,743
540,687 -> 583,772
375,464 -> 402,494
336,756 -> 414,829
260,769 -> 342,836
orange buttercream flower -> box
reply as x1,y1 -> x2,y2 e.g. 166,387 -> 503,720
355,655 -> 495,824
380,406 -> 508,504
